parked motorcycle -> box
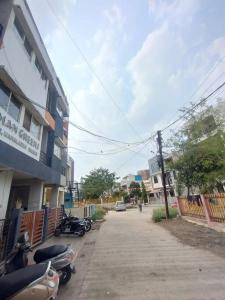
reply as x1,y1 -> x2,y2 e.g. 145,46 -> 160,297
67,213 -> 93,232
0,261 -> 59,300
0,232 -> 76,285
55,213 -> 86,237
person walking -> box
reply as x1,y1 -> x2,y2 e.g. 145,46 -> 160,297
137,199 -> 142,212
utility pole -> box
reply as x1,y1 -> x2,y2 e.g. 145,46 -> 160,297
157,130 -> 169,219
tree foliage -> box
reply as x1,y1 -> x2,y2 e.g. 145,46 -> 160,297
141,181 -> 148,203
81,168 -> 116,199
129,181 -> 141,198
169,101 -> 225,195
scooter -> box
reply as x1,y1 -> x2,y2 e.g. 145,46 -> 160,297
0,232 -> 76,285
55,213 -> 86,237
0,261 -> 59,300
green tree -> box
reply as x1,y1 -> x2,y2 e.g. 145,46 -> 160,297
169,103 -> 225,195
82,168 -> 116,199
141,181 -> 148,204
121,190 -> 130,203
129,182 -> 141,199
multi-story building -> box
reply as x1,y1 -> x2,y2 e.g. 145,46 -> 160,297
121,174 -> 143,193
148,155 -> 176,200
0,0 -> 69,218
137,169 -> 150,180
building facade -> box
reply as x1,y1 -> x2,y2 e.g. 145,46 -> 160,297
137,169 -> 150,180
121,174 -> 143,193
0,0 -> 69,218
148,155 -> 176,200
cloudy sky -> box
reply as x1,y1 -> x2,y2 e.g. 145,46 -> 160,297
27,0 -> 225,180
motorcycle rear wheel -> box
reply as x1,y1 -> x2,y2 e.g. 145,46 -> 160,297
77,229 -> 85,237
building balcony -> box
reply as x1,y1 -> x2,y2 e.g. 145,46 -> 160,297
40,151 -> 51,167
45,111 -> 55,130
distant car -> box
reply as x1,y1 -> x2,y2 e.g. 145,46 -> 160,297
115,201 -> 126,211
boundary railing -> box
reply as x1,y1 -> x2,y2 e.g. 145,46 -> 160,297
177,193 -> 225,225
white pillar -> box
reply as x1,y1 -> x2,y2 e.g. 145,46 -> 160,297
50,186 -> 59,208
58,190 -> 64,207
28,180 -> 44,211
0,170 -> 13,219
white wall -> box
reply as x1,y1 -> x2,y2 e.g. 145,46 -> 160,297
152,174 -> 163,189
0,170 -> 13,218
0,9 -> 48,118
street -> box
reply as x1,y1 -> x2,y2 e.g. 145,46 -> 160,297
57,206 -> 225,300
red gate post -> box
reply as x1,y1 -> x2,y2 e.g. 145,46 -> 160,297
176,196 -> 182,216
200,194 -> 211,225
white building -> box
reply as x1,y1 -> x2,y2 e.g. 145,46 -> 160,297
121,174 -> 143,194
148,155 -> 177,201
0,0 -> 69,218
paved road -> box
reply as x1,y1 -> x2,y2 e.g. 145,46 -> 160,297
59,206 -> 225,300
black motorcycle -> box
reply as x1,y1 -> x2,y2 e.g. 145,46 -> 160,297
70,215 -> 93,232
55,213 -> 86,237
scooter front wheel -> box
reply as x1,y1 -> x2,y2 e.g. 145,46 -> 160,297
59,265 -> 72,285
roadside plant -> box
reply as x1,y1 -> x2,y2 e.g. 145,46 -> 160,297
152,207 -> 178,223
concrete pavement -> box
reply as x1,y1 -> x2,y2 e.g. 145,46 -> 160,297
70,206 -> 225,300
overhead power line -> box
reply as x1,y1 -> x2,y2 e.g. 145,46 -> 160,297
161,80 -> 225,134
45,0 -> 142,140
69,121 -> 149,145
2,47 -> 149,147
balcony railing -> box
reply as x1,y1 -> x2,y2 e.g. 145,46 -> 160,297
40,151 -> 51,167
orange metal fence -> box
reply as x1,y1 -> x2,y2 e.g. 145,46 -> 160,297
20,207 -> 64,246
178,197 -> 205,219
47,207 -> 63,238
204,193 -> 225,222
20,210 -> 44,247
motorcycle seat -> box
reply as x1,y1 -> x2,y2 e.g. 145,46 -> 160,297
34,245 -> 67,263
0,264 -> 48,299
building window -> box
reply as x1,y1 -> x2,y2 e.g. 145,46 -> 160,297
14,16 -> 25,40
35,57 -> 42,74
56,105 -> 64,118
8,95 -> 21,121
30,117 -> 40,139
23,110 -> 32,131
35,57 -> 47,87
0,80 -> 21,121
153,176 -> 158,184
0,80 -> 10,110
24,37 -> 32,58
23,109 -> 40,138
54,143 -> 62,159
41,71 -> 47,81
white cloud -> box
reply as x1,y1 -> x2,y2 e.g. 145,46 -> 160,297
103,4 -> 125,29
127,21 -> 186,120
127,0 -> 225,133
149,0 -> 199,24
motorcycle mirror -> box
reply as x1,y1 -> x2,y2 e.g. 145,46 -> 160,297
24,232 -> 29,242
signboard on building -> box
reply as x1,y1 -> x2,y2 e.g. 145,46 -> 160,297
135,175 -> 142,181
0,107 -> 41,160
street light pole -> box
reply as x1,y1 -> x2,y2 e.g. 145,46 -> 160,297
157,130 -> 169,219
